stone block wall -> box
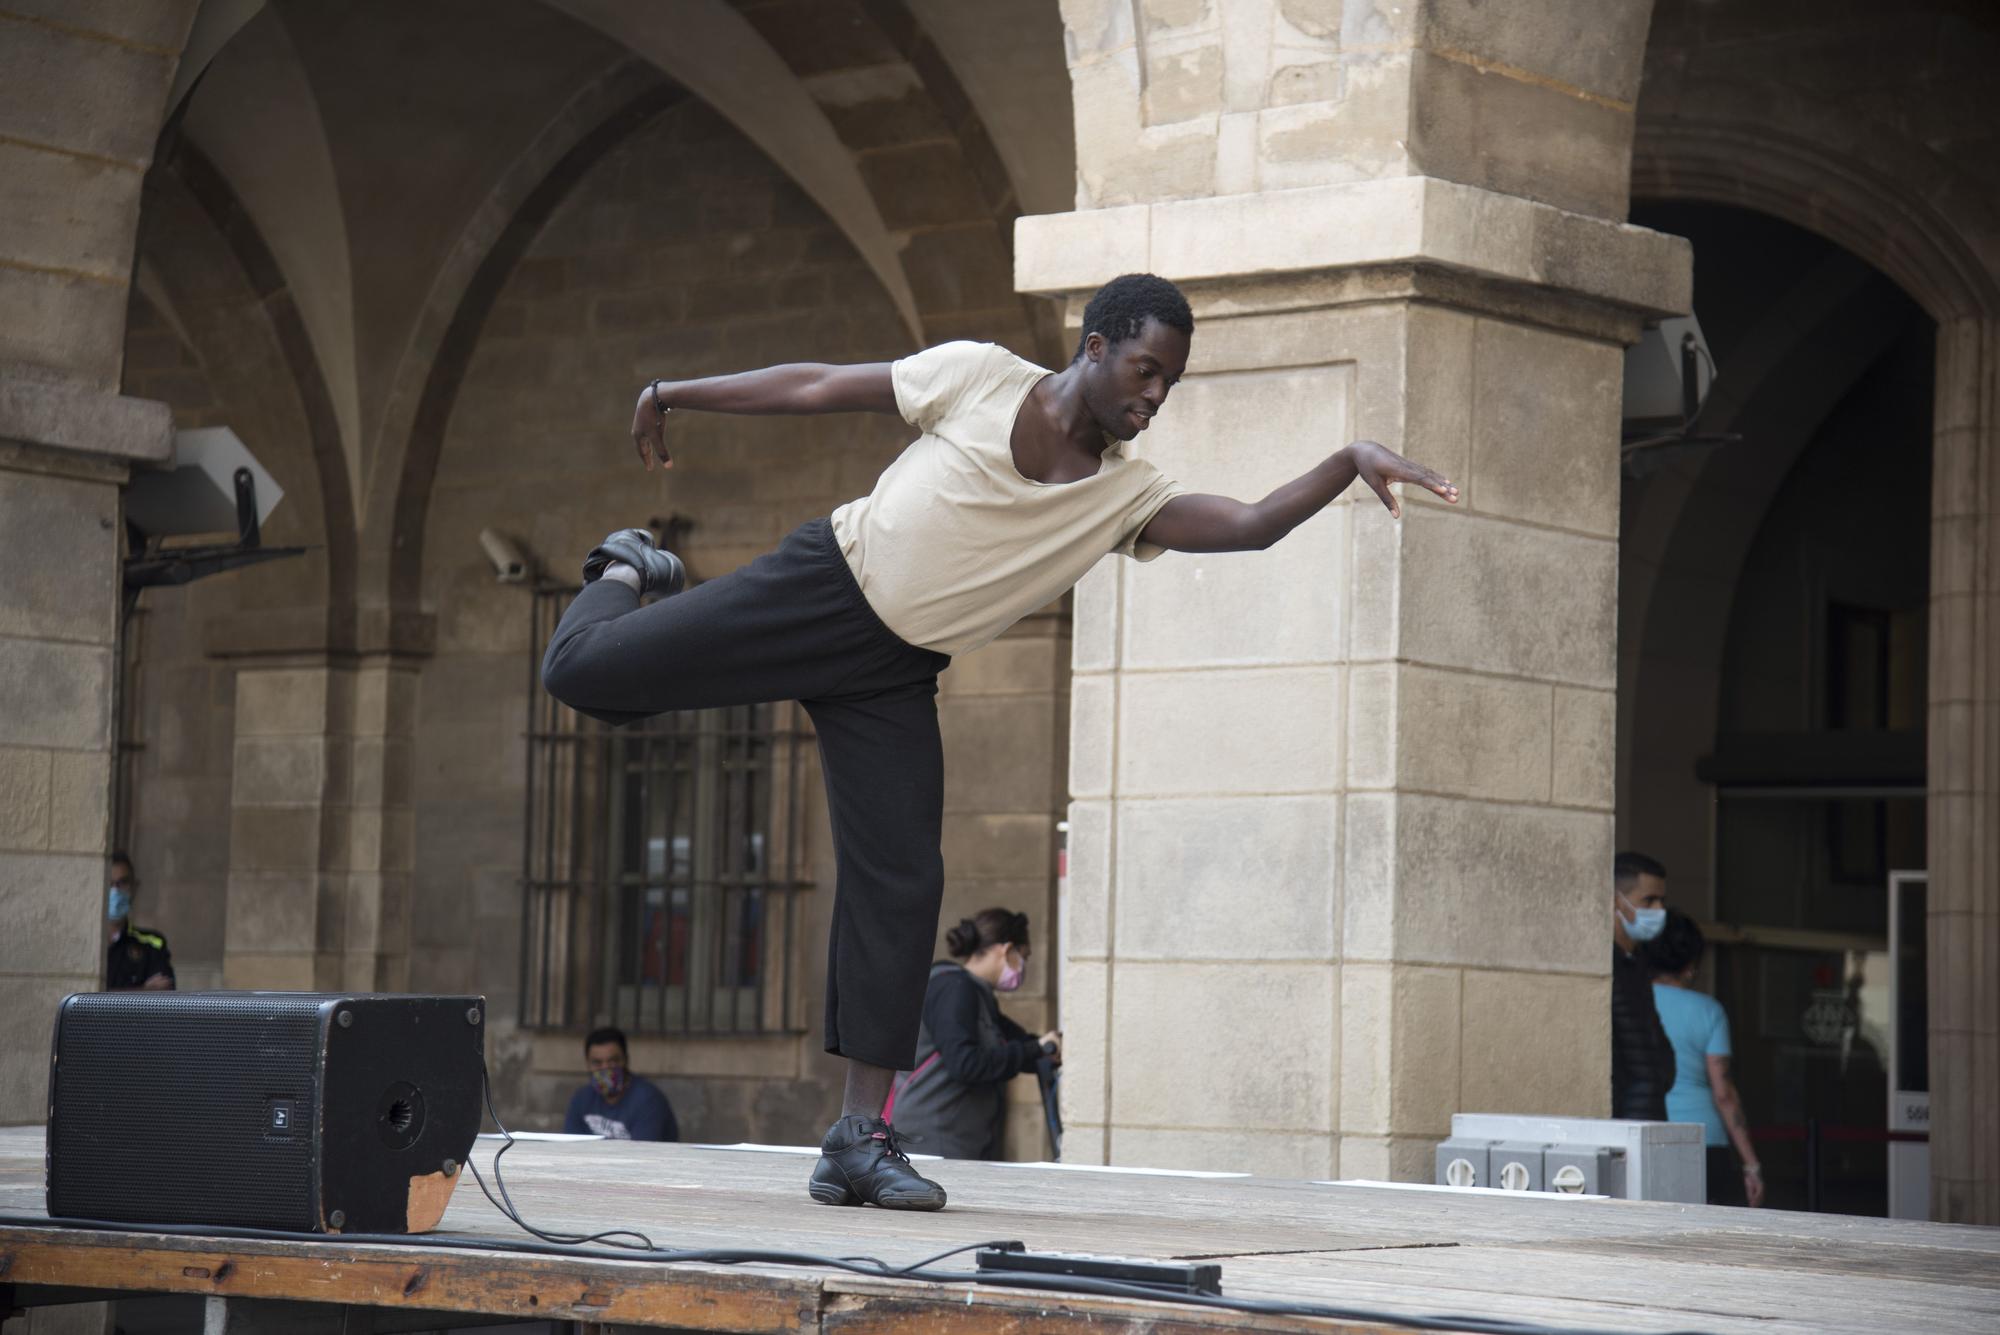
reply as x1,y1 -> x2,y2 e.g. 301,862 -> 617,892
0,4 -> 192,389
0,2 -> 192,1131
0,449 -> 123,1121
1028,173 -> 1682,1177
1060,0 -> 1651,220
1070,302 -> 1622,1174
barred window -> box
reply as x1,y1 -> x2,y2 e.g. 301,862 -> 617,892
521,587 -> 812,1035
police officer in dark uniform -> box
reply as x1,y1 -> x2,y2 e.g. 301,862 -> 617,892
105,851 -> 175,991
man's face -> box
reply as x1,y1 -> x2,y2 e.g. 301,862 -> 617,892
585,1042 -> 626,1076
1614,872 -> 1667,939
108,861 -> 136,921
1083,317 -> 1191,441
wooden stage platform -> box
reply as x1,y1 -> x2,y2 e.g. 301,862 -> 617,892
3,1126 -> 1996,1335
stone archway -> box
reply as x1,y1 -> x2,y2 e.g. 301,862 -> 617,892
155,142 -> 357,622
1627,74 -> 2000,1222
544,0 -> 1046,361
369,65 -> 686,615
115,152 -> 358,991
1616,210 -> 1929,902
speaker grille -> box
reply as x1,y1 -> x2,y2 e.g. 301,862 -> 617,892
49,993 -> 325,1229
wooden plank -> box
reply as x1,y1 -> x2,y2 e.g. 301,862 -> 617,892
818,1277 -> 1421,1335
0,1228 -> 819,1332
0,1227 -> 1444,1335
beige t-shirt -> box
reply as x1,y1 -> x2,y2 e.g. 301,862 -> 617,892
830,341 -> 1185,657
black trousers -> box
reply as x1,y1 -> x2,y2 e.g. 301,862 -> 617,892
541,519 -> 951,1070
1706,1145 -> 1748,1207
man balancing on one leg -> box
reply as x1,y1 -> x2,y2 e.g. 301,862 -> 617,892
540,273 -> 1458,1211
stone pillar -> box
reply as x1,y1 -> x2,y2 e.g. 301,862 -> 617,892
223,661 -> 418,992
0,442 -> 148,1122
0,2 -> 194,1128
1928,316 -> 2000,1224
1029,0 -> 1682,1177
343,662 -> 419,992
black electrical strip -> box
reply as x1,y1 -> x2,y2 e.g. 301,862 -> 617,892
976,1245 -> 1221,1296
0,1066 -> 1728,1335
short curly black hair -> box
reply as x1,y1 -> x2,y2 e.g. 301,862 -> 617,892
1071,273 -> 1193,363
1638,909 -> 1705,979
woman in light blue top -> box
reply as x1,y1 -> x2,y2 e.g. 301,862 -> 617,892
1644,911 -> 1764,1207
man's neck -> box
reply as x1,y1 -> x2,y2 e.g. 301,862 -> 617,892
1614,925 -> 1633,955
1034,368 -> 1111,454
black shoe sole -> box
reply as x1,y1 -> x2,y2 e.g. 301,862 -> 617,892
808,1178 -> 859,1207
583,530 -> 685,597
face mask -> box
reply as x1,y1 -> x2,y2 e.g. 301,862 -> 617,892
997,952 -> 1024,993
590,1066 -> 627,1099
1619,895 -> 1666,942
107,887 -> 131,922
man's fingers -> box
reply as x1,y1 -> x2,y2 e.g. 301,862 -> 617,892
632,428 -> 672,471
1364,470 -> 1400,518
1393,457 -> 1459,504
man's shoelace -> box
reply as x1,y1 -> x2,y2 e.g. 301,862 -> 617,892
867,1123 -> 923,1162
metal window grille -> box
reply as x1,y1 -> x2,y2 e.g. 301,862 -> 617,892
521,587 -> 812,1035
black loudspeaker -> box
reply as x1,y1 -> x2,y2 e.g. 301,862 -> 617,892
47,992 -> 486,1234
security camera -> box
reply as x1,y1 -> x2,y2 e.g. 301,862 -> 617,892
479,528 -> 531,584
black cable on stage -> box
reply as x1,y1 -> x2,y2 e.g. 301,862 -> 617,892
464,1059 -> 659,1251
0,1209 -> 1723,1335
2,1064 -> 1728,1335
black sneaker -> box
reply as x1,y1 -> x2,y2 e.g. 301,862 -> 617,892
807,1116 -> 947,1210
582,527 -> 685,597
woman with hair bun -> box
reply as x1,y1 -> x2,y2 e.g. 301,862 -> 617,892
882,907 -> 1060,1159
1642,909 -> 1764,1207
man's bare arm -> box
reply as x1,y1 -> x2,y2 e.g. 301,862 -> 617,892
630,362 -> 898,469
1139,440 -> 1457,553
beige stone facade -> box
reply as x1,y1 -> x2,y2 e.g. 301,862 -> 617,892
1023,0 -> 1685,1174
1,0 -> 1996,1225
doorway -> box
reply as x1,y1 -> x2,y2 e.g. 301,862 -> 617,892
1621,201 -> 1935,1214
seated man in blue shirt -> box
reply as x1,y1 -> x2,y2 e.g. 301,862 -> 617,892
563,1026 -> 679,1141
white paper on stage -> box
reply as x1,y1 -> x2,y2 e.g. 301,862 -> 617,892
477,1131 -> 603,1141
994,1161 -> 1249,1179
1319,1178 -> 1608,1200
689,1141 -> 942,1161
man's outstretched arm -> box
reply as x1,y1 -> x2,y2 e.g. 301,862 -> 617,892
1139,440 -> 1457,553
629,362 -> 897,469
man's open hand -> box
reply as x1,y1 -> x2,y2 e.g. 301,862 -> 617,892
1347,439 -> 1457,517
631,385 -> 672,470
